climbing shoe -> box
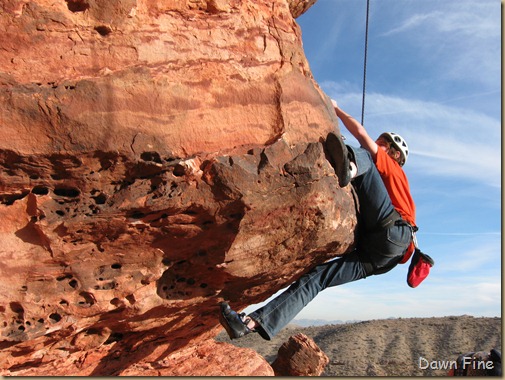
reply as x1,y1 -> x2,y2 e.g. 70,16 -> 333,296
325,132 -> 352,187
219,302 -> 253,340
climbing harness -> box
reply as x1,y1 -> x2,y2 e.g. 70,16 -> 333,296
361,0 -> 370,126
377,209 -> 402,231
375,210 -> 435,288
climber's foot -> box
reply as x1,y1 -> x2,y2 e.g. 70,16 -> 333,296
326,132 -> 352,187
219,302 -> 253,340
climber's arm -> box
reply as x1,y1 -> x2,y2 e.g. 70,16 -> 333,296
332,101 -> 378,159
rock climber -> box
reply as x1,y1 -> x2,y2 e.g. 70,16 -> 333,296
219,100 -> 418,341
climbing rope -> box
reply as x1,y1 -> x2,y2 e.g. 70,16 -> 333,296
361,0 -> 370,126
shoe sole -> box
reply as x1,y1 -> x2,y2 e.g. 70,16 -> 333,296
326,132 -> 351,187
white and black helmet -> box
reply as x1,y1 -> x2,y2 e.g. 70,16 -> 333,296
380,132 -> 409,166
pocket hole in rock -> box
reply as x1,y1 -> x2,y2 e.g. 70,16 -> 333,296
110,298 -> 122,307
94,25 -> 112,36
54,187 -> 80,197
141,152 -> 162,163
162,258 -> 171,266
104,332 -> 124,344
79,292 -> 95,306
65,0 -> 89,12
129,211 -> 145,219
173,164 -> 185,177
9,302 -> 24,314
31,186 -> 49,195
49,313 -> 62,322
92,193 -> 107,204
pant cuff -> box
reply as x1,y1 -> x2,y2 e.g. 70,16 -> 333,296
347,145 -> 373,177
248,313 -> 273,341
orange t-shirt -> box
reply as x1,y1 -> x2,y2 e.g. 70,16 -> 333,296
374,148 -> 416,227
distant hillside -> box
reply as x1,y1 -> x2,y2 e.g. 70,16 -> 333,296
216,315 -> 501,376
293,318 -> 361,327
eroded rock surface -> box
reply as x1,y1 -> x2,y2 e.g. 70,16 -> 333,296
0,0 -> 356,375
272,333 -> 329,376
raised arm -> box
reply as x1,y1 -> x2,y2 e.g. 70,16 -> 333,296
331,100 -> 378,160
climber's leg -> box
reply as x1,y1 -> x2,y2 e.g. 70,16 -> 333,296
248,250 -> 366,340
238,147 -> 407,340
347,146 -> 396,232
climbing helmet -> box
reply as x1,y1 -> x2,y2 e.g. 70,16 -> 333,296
379,132 -> 409,166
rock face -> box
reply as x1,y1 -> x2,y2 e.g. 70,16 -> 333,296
0,0 -> 357,375
272,333 -> 329,376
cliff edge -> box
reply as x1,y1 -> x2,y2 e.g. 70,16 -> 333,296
0,0 -> 356,375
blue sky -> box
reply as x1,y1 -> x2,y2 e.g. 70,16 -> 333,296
245,0 -> 501,322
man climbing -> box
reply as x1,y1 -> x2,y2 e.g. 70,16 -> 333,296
219,100 -> 417,340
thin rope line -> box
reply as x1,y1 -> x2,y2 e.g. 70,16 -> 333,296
361,0 -> 370,126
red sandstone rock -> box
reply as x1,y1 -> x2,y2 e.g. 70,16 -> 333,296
120,340 -> 275,376
1,337 -> 274,376
0,0 -> 357,376
272,333 -> 330,376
